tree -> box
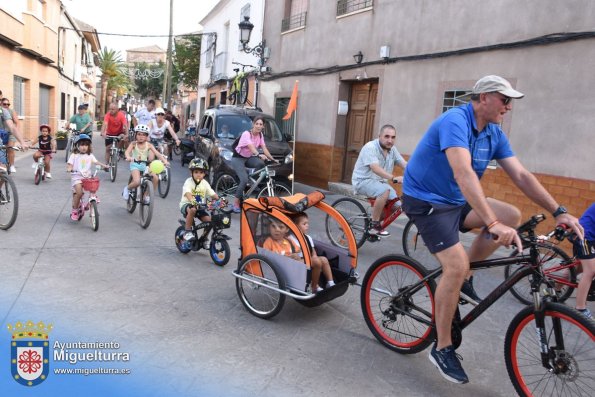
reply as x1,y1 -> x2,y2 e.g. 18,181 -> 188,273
98,47 -> 127,115
132,61 -> 165,99
173,35 -> 201,88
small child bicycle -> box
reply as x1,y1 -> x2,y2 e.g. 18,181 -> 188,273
174,198 -> 232,266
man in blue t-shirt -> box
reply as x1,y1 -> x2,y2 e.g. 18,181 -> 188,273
402,75 -> 584,384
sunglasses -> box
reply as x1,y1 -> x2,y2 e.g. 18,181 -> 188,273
2,102 -> 9,106
492,93 -> 512,106
156,113 -> 165,116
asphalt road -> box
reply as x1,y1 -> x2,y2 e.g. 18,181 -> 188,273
0,140 -> 547,396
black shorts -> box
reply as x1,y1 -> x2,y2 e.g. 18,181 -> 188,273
402,194 -> 472,254
572,238 -> 595,260
181,203 -> 209,219
105,137 -> 121,147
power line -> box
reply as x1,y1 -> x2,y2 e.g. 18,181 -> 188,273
59,26 -> 214,38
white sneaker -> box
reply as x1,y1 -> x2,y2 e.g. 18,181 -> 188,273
9,165 -> 16,173
183,231 -> 195,241
202,239 -> 210,249
143,196 -> 150,205
45,172 -> 52,179
122,186 -> 129,200
326,280 -> 336,288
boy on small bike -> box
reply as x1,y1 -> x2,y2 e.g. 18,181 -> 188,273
122,124 -> 168,202
31,124 -> 56,179
179,158 -> 219,247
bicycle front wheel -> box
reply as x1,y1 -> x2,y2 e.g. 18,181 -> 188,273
64,139 -> 71,163
139,181 -> 154,229
360,255 -> 436,354
34,167 -> 42,185
326,197 -> 368,249
89,201 -> 99,231
402,220 -> 440,268
157,168 -> 170,198
505,302 -> 595,397
256,181 -> 292,199
214,173 -> 238,202
0,174 -> 18,230
109,153 -> 118,182
505,243 -> 575,305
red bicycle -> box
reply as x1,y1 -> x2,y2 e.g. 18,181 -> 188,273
325,195 -> 404,249
505,224 -> 594,305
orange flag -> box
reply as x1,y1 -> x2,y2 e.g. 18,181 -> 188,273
283,80 -> 299,120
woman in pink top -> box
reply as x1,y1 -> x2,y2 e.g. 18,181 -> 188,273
229,116 -> 277,212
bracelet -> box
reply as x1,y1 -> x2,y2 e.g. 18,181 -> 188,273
486,220 -> 500,230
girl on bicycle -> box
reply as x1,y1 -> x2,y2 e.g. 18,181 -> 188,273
31,124 -> 56,179
229,116 -> 277,212
147,107 -> 180,159
179,158 -> 219,247
122,124 -> 168,201
66,134 -> 108,221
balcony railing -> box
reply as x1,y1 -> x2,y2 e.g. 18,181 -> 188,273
281,12 -> 307,32
337,0 -> 373,16
210,51 -> 228,82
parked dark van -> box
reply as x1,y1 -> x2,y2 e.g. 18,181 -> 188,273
197,106 -> 293,186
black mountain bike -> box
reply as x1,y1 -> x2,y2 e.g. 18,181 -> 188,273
360,214 -> 594,396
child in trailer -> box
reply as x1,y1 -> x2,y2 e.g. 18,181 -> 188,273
290,212 -> 335,292
179,158 -> 219,248
31,124 -> 56,178
66,134 -> 108,220
262,218 -> 302,261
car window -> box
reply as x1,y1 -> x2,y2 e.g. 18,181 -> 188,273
216,115 -> 253,139
262,118 -> 284,142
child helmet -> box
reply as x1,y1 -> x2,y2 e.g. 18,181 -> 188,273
134,124 -> 150,135
188,158 -> 208,171
39,124 -> 51,133
75,134 -> 91,147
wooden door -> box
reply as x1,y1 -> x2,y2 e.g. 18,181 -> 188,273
342,81 -> 378,182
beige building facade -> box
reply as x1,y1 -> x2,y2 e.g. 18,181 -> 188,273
261,0 -> 595,228
0,0 -> 99,138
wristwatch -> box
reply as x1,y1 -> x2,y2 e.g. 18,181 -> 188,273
552,205 -> 568,218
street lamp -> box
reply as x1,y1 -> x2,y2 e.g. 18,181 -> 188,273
238,16 -> 270,108
238,16 -> 269,64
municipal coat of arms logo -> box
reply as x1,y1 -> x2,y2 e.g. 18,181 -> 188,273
7,320 -> 52,387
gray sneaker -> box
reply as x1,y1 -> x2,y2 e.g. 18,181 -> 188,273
202,238 -> 210,250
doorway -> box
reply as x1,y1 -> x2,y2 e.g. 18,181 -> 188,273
341,81 -> 378,182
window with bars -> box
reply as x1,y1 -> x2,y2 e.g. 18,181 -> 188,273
282,0 -> 308,32
275,97 -> 295,140
13,76 -> 26,116
337,0 -> 373,16
442,90 -> 471,113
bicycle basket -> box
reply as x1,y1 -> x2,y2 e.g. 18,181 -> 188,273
81,177 -> 100,192
212,213 -> 231,229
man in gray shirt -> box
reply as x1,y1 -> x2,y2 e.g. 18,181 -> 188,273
352,124 -> 407,236
0,105 -> 28,171
133,99 -> 156,128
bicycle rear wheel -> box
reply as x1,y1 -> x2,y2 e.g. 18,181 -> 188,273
505,302 -> 595,397
239,77 -> 249,104
157,168 -> 170,198
325,197 -> 368,249
505,243 -> 575,305
0,174 -> 18,230
360,255 -> 436,354
402,220 -> 440,268
139,181 -> 154,229
256,181 -> 292,198
109,152 -> 118,182
89,201 -> 99,231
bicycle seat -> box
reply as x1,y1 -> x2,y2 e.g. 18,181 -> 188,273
233,68 -> 239,73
